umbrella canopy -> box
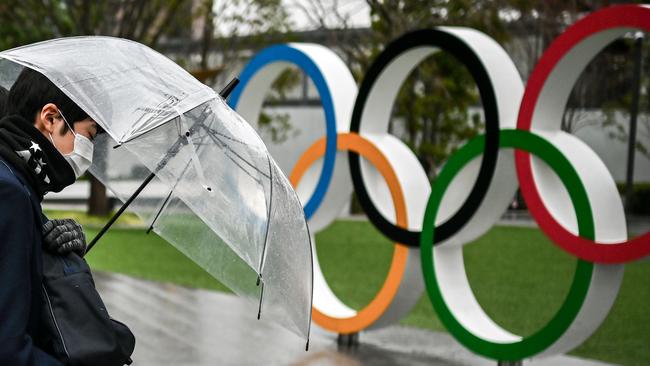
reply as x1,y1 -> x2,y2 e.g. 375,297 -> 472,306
0,37 -> 313,344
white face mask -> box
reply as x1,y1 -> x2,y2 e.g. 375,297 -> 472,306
49,110 -> 94,179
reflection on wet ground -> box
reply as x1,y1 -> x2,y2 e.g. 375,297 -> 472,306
94,272 -> 613,366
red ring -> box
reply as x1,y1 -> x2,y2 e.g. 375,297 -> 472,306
516,4 -> 650,263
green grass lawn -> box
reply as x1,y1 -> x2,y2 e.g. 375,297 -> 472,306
75,217 -> 648,365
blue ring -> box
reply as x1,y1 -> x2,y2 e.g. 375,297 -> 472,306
229,44 -> 338,219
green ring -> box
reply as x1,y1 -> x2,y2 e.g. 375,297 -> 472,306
420,129 -> 594,360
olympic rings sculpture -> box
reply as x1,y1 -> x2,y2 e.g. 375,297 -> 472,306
230,4 -> 649,360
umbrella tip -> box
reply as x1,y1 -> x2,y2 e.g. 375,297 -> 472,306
305,339 -> 310,352
256,279 -> 265,320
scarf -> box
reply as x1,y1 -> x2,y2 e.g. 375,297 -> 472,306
0,114 -> 75,201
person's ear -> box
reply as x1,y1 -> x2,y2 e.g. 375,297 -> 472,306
38,103 -> 59,134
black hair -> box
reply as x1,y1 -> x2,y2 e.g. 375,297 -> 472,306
7,67 -> 89,133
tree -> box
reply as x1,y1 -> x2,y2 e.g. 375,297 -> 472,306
601,37 -> 650,161
0,1 -> 190,50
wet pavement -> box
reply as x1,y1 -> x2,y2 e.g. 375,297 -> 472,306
94,271 -> 614,366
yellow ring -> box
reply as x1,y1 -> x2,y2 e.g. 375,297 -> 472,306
289,132 -> 409,334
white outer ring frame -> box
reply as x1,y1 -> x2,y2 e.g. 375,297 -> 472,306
511,16 -> 633,357
230,43 -> 357,232
350,27 -> 524,247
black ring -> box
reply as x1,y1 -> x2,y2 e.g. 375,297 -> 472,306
349,29 -> 501,247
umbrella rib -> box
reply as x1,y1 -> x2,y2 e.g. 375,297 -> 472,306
209,130 -> 250,146
114,113 -> 180,149
204,126 -> 269,173
256,154 -> 274,321
127,44 -> 196,142
202,128 -> 268,185
114,95 -> 215,148
203,126 -> 270,179
203,130 -> 264,186
225,152 -> 263,186
146,188 -> 174,234
145,158 -> 193,234
147,107 -> 215,233
115,78 -> 237,146
258,153 -> 274,275
304,215 -> 314,351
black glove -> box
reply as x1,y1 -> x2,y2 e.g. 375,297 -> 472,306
42,219 -> 87,256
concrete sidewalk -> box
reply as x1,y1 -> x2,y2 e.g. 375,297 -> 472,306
94,271 -> 616,366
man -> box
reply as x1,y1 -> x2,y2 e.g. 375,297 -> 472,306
0,67 -> 99,365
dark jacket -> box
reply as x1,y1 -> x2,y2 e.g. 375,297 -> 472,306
0,157 -> 62,365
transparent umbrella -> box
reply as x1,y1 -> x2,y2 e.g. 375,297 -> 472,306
0,36 -> 313,347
